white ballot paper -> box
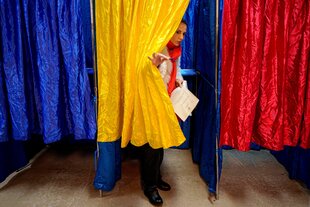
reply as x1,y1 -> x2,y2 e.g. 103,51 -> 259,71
170,81 -> 199,121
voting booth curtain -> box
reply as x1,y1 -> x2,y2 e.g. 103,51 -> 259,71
0,0 -> 96,182
220,0 -> 310,151
95,0 -> 189,149
220,0 -> 310,188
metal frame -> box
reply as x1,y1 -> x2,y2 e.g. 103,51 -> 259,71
215,0 -> 220,200
90,0 -> 106,197
90,0 -> 98,119
89,0 -> 100,175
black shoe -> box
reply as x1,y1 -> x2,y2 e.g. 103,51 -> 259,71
144,188 -> 163,206
157,179 -> 171,191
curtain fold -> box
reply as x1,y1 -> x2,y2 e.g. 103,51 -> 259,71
0,0 -> 96,143
96,0 -> 189,149
220,0 -> 310,151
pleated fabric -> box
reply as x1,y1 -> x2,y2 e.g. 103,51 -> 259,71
0,0 -> 96,143
220,0 -> 310,151
96,0 -> 189,149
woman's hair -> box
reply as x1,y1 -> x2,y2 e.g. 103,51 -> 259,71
181,19 -> 187,26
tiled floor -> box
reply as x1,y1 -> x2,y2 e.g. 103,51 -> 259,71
0,145 -> 309,207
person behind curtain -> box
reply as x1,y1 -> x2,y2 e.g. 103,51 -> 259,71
138,19 -> 187,206
150,20 -> 187,95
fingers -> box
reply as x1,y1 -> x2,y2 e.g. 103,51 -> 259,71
156,53 -> 170,60
148,53 -> 170,67
151,53 -> 170,60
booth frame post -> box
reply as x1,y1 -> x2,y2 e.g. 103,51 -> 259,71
89,0 -> 102,197
215,0 -> 220,200
90,0 -> 97,121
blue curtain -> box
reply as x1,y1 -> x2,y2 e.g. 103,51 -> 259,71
181,0 -> 223,193
81,0 -> 93,68
0,0 -> 96,183
93,140 -> 122,191
180,0 -> 197,69
0,0 -> 96,144
271,147 -> 310,189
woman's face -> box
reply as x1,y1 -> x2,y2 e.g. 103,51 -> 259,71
170,22 -> 187,46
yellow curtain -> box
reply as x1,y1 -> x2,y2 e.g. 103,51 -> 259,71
96,0 -> 189,149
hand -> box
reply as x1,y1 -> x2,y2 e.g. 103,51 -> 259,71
148,53 -> 170,67
176,79 -> 183,87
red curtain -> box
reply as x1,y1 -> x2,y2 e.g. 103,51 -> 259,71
220,0 -> 310,151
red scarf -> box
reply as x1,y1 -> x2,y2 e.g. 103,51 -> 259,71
166,41 -> 182,96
